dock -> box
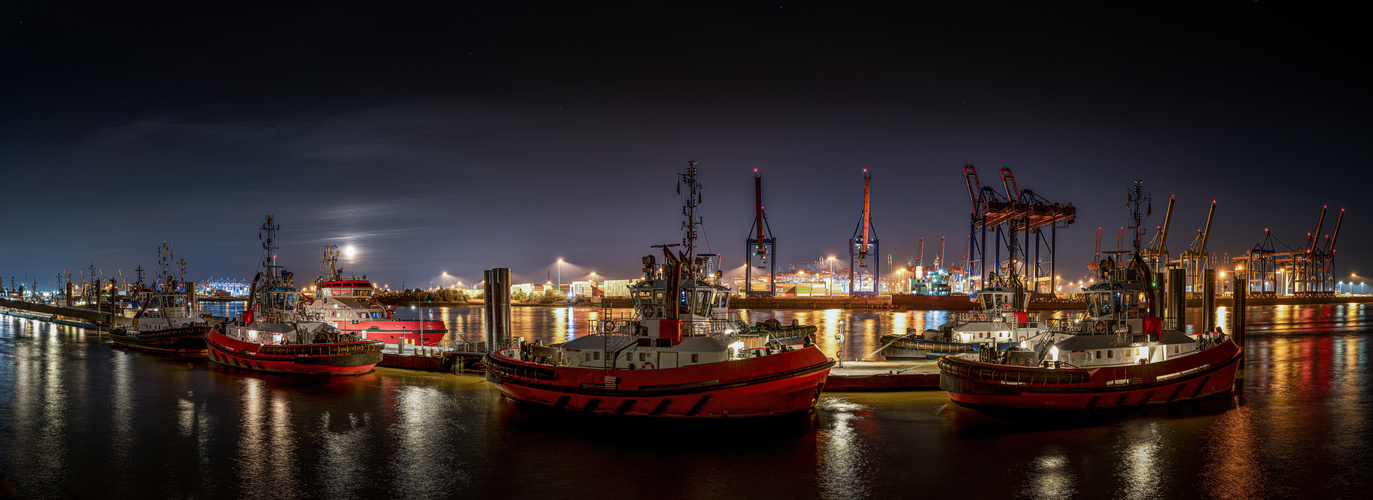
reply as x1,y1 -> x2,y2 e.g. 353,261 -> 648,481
824,359 -> 943,392
376,343 -> 486,373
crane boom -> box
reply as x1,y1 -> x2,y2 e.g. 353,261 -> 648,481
1198,200 -> 1217,256
754,170 -> 766,244
1000,166 -> 1022,202
1143,196 -> 1174,261
963,164 -> 982,211
1307,206 -> 1327,252
860,170 -> 872,250
1325,208 -> 1345,255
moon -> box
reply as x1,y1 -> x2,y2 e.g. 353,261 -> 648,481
344,246 -> 356,258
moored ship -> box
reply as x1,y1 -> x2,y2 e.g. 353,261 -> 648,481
303,245 -> 447,346
485,162 -> 834,418
110,244 -> 211,355
938,182 -> 1242,410
206,216 -> 384,375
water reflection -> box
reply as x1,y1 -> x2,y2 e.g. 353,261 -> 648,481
236,377 -> 303,499
816,397 -> 869,498
1025,448 -> 1076,500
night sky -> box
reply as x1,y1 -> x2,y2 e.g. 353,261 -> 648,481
3,2 -> 1370,291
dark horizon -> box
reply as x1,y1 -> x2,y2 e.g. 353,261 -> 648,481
3,2 -> 1369,290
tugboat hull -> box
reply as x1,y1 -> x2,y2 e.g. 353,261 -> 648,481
109,326 -> 211,355
206,330 -> 382,376
485,348 -> 834,418
938,339 -> 1241,410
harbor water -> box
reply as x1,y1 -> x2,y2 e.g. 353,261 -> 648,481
2,304 -> 1370,498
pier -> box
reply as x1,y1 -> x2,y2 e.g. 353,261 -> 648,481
0,297 -> 131,329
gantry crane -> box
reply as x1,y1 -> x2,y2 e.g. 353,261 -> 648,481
964,164 -> 1075,297
744,169 -> 776,295
849,170 -> 879,296
1232,206 -> 1344,296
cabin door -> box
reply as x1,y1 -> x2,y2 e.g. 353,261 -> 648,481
658,352 -> 679,369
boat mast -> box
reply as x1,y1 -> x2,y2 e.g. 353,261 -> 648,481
679,161 -> 702,261
261,215 -> 281,283
321,245 -> 341,282
1127,181 -> 1149,259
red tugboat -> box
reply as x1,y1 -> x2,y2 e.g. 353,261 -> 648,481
485,162 -> 834,418
207,216 -> 384,375
939,181 -> 1242,410
302,245 -> 447,346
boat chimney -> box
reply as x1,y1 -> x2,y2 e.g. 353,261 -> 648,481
186,281 -> 197,311
484,268 -> 512,350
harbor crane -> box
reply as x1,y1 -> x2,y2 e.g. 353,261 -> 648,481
1177,200 -> 1217,294
1232,206 -> 1344,296
744,169 -> 777,296
849,170 -> 879,296
964,164 -> 1075,299
1141,196 -> 1175,272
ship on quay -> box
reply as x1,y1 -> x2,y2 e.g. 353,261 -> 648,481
109,244 -> 212,355
938,181 -> 1242,410
484,162 -> 835,418
206,216 -> 385,375
302,245 -> 447,346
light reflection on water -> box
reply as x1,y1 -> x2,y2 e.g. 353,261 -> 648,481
1,304 -> 1372,498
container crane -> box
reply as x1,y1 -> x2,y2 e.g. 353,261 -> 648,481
744,169 -> 776,296
849,170 -> 879,296
1141,196 -> 1175,272
1178,201 -> 1217,294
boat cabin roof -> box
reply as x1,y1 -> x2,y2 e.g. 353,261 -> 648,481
1055,330 -> 1193,351
320,280 -> 373,288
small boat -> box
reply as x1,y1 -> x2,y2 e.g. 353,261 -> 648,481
881,286 -> 1051,359
485,162 -> 834,418
301,245 -> 447,346
110,245 -> 211,355
206,216 -> 384,375
938,182 -> 1242,410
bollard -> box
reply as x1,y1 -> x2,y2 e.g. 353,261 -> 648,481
1232,277 -> 1246,353
484,268 -> 512,351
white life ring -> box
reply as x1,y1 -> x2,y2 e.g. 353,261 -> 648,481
641,361 -> 655,370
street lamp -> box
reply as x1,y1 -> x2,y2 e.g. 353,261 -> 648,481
827,257 -> 835,296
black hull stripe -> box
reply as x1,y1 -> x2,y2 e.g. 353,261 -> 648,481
488,360 -> 835,398
207,342 -> 381,367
